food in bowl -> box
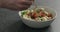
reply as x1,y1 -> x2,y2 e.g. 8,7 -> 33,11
19,6 -> 56,28
21,8 -> 53,21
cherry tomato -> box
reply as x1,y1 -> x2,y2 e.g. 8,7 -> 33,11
31,12 -> 38,19
32,12 -> 37,17
39,11 -> 46,17
47,13 -> 52,17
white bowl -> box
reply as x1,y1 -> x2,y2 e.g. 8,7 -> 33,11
18,6 -> 57,28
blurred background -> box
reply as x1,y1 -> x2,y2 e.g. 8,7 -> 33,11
0,0 -> 60,32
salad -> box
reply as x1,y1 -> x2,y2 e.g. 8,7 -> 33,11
21,8 -> 53,21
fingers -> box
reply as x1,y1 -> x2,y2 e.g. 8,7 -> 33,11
22,1 -> 33,5
1,0 -> 34,11
17,0 -> 34,5
17,0 -> 34,11
6,4 -> 30,11
16,4 -> 30,10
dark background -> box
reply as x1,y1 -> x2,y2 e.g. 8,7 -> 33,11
0,0 -> 60,32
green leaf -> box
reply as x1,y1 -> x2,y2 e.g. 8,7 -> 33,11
21,11 -> 27,17
41,19 -> 43,21
39,16 -> 42,18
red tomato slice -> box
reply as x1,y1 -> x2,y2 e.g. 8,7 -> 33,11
31,12 -> 38,19
39,11 -> 46,17
32,12 -> 37,17
47,13 -> 52,17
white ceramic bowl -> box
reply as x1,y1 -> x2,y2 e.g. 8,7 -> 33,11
18,6 -> 57,28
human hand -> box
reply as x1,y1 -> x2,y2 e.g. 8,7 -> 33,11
1,0 -> 34,11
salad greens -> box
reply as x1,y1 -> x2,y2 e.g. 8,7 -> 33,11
21,8 -> 53,21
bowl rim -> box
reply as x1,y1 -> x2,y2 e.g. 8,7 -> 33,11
18,6 -> 57,22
